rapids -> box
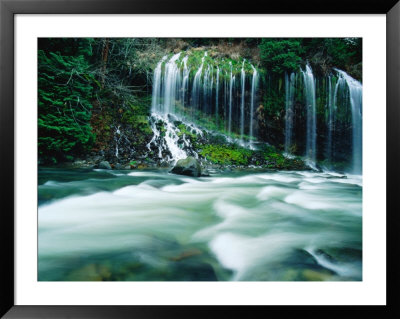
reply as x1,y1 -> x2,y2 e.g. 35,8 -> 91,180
38,168 -> 362,281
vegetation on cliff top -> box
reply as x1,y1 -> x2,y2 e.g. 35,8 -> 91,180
38,38 -> 361,169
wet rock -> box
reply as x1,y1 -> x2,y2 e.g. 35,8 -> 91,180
70,160 -> 95,169
170,156 -> 202,177
98,161 -> 112,170
201,169 -> 211,177
71,160 -> 86,168
114,163 -> 124,170
89,155 -> 104,163
144,158 -> 156,166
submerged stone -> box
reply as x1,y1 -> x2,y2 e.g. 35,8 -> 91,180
170,156 -> 201,177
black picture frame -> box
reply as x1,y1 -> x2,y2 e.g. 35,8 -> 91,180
1,0 -> 399,317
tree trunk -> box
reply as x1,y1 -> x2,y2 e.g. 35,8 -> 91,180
101,38 -> 109,89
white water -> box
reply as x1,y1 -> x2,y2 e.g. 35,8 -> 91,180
335,69 -> 363,174
162,53 -> 181,115
202,65 -> 211,113
326,76 -> 334,164
149,52 -> 362,170
151,55 -> 167,113
240,60 -> 246,140
39,169 -> 362,281
146,113 -> 204,163
228,62 -> 234,135
149,52 -> 264,161
215,66 -> 220,123
284,73 -> 296,154
181,56 -> 189,111
302,64 -> 317,166
249,65 -> 258,148
191,52 -> 207,112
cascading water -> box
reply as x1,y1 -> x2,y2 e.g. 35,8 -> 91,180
301,64 -> 317,166
240,60 -> 246,140
228,63 -> 234,135
191,52 -> 207,113
149,54 -> 261,162
149,53 -> 191,162
249,65 -> 258,148
334,69 -> 362,174
162,53 -> 181,115
326,75 -> 334,164
203,65 -> 211,113
151,55 -> 167,113
209,65 -> 214,115
181,56 -> 189,110
148,51 -> 361,172
215,66 -> 220,124
326,73 -> 345,167
114,125 -> 121,158
284,72 -> 296,155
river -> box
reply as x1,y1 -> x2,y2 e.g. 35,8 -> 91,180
38,168 -> 362,281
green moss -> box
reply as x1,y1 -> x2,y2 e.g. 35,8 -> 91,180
183,49 -> 258,81
199,144 -> 251,165
177,123 -> 197,141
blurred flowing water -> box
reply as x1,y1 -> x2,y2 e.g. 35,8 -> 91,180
38,168 -> 362,281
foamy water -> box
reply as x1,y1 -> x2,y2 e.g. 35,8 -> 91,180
38,168 -> 362,281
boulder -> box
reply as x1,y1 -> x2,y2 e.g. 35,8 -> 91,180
71,160 -> 86,168
98,161 -> 112,170
171,157 -> 201,177
114,163 -> 124,170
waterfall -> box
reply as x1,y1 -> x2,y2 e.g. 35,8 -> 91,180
249,65 -> 258,148
115,125 -> 121,158
149,51 -> 362,171
161,53 -> 181,116
224,70 -> 228,131
147,50 -> 364,172
215,66 -> 220,124
147,114 -> 193,162
228,63 -> 234,135
335,69 -> 362,174
326,73 -> 345,167
210,65 -> 214,116
181,56 -> 189,113
202,65 -> 210,113
284,72 -> 296,154
301,64 -> 317,166
151,55 -> 167,113
326,75 -> 333,164
192,52 -> 207,113
240,60 -> 246,140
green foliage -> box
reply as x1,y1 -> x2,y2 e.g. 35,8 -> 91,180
199,144 -> 251,165
303,38 -> 361,73
38,38 -> 95,163
37,37 -> 361,167
259,38 -> 362,79
259,39 -> 303,74
184,49 -> 257,80
259,145 -> 305,169
177,124 -> 198,141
